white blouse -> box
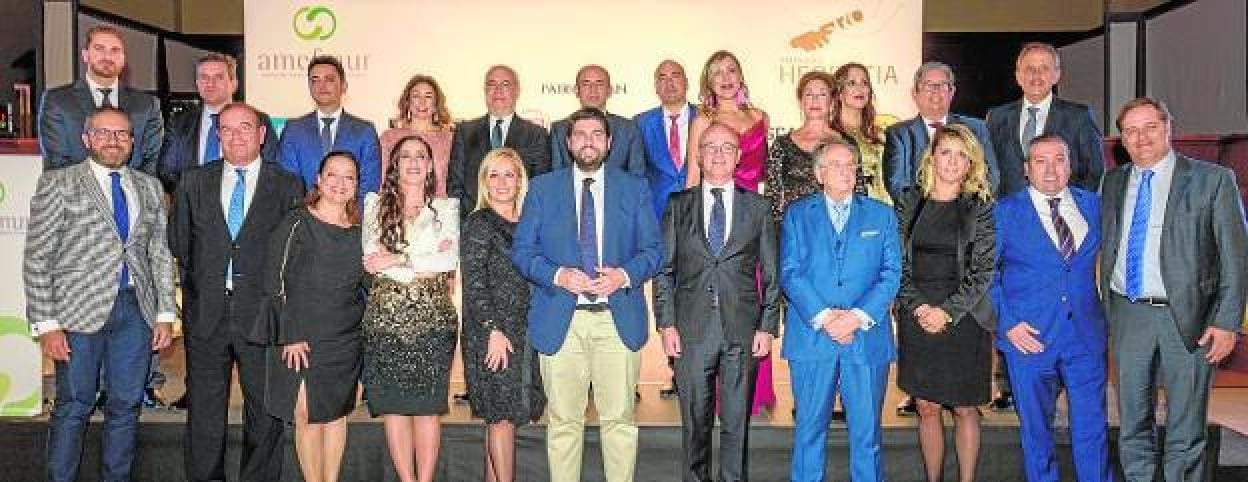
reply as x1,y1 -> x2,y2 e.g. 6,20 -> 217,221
362,192 -> 459,282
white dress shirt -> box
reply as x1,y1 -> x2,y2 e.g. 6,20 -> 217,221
702,181 -> 734,241
488,113 -> 515,144
317,107 -> 345,146
198,105 -> 223,163
1111,150 -> 1176,298
362,193 -> 460,283
921,114 -> 950,139
1027,186 -> 1088,250
220,157 -> 262,289
85,76 -> 120,108
662,105 -> 691,165
1018,94 -> 1053,149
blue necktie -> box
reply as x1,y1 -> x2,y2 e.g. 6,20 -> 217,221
831,202 -> 849,233
708,187 -> 726,256
1125,169 -> 1154,301
491,119 -> 504,148
110,171 -> 130,290
203,113 -> 220,164
226,168 -> 246,285
579,177 -> 599,302
320,117 -> 335,154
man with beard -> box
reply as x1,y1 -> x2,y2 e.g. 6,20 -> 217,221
512,107 -> 663,482
39,25 -> 164,173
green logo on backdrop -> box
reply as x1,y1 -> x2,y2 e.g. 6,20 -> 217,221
293,6 -> 337,41
0,181 -> 7,206
0,315 -> 41,416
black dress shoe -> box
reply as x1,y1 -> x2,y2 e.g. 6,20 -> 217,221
989,392 -> 1015,412
169,394 -> 188,410
659,386 -> 679,399
830,408 -> 847,423
896,396 -> 917,417
452,392 -> 470,404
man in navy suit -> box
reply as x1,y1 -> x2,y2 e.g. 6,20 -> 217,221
277,55 -> 381,197
990,135 -> 1112,482
781,139 -> 901,482
986,43 -> 1104,197
883,61 -> 999,200
512,107 -> 663,482
549,65 -> 646,176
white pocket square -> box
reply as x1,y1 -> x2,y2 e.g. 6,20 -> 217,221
860,230 -> 880,238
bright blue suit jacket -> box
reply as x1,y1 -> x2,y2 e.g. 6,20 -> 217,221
277,111 -> 381,195
990,187 -> 1106,356
634,104 -> 695,220
780,193 -> 901,363
883,113 -> 1000,200
512,167 -> 664,354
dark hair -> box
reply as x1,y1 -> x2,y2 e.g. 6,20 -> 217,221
565,107 -> 611,138
196,53 -> 238,80
305,150 -> 361,226
376,135 -> 439,254
307,55 -> 346,80
1115,96 -> 1172,131
830,62 -> 884,145
84,25 -> 124,47
1026,134 -> 1070,161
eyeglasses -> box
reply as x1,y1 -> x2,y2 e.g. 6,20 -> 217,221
918,81 -> 954,93
86,128 -> 133,142
485,81 -> 515,91
818,161 -> 858,171
218,124 -> 258,138
699,143 -> 739,156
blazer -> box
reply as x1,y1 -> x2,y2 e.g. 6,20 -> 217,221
549,112 -> 647,177
511,167 -> 663,354
895,188 -> 998,331
23,162 -> 177,333
635,103 -> 696,220
1099,155 -> 1248,349
882,113 -> 1000,200
985,97 -> 1105,196
780,193 -> 901,363
38,80 -> 164,173
277,111 -> 381,195
653,185 -> 781,345
168,161 -> 305,339
157,105 -> 281,193
449,114 -> 552,217
991,188 -> 1106,356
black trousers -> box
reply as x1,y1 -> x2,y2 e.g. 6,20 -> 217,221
674,309 -> 759,482
183,295 -> 285,482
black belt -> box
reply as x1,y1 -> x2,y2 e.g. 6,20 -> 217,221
1116,293 -> 1169,307
575,303 -> 609,313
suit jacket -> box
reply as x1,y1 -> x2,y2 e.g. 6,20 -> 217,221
549,112 -> 646,176
511,167 -> 663,354
882,113 -> 1000,200
157,105 -> 281,193
277,111 -> 381,195
168,161 -> 304,339
985,97 -> 1105,196
23,162 -> 177,333
895,188 -> 998,331
1099,155 -> 1248,349
635,104 -> 696,220
653,185 -> 780,345
449,114 -> 551,216
991,188 -> 1106,357
38,80 -> 164,173
780,193 -> 901,363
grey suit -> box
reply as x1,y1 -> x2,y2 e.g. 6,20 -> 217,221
1099,154 -> 1248,481
38,80 -> 164,173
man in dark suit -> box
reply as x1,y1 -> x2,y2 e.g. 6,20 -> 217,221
449,64 -> 551,217
39,24 -> 163,173
511,107 -> 663,482
1100,97 -> 1247,482
157,53 -> 280,194
654,121 -> 780,482
277,55 -> 381,197
549,65 -> 646,176
986,42 -> 1104,197
169,102 -> 303,482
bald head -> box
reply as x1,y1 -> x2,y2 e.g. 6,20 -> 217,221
654,59 -> 688,109
575,65 -> 612,109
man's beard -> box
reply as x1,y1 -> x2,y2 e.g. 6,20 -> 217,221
91,147 -> 130,168
90,62 -> 119,79
572,147 -> 604,172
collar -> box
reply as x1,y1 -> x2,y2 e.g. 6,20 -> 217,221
1133,149 -> 1176,178
823,192 -> 853,209
224,156 -> 263,174
87,157 -> 125,178
489,112 -> 515,125
662,104 -> 688,119
203,103 -> 225,117
1027,185 -> 1073,207
317,107 -> 344,120
702,180 -> 734,197
920,114 -> 949,127
574,166 -> 605,186
1023,94 -> 1053,112
85,75 -> 119,92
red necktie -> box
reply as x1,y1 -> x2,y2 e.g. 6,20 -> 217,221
668,114 -> 683,170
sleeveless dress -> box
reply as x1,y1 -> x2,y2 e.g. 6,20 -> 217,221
734,120 -> 776,414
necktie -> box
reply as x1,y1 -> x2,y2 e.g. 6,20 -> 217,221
1125,169 -> 1154,301
708,187 -> 726,256
203,113 -> 221,164
668,114 -> 683,170
320,117 -> 335,154
491,119 -> 504,148
99,88 -> 114,108
1022,106 -> 1040,150
831,202 -> 849,233
578,177 -> 599,302
928,120 -> 943,130
110,171 -> 130,290
227,168 -> 246,239
1048,197 -> 1075,260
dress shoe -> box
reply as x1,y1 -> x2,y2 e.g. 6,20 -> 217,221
896,396 -> 917,417
452,392 -> 470,404
659,385 -> 679,399
989,392 -> 1015,412
169,394 -> 188,410
830,408 -> 847,423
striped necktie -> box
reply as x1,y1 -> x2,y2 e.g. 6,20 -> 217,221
1048,197 -> 1075,260
1125,169 -> 1154,300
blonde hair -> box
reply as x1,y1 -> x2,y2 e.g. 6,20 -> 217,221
473,148 -> 529,215
916,124 -> 993,202
696,50 -> 753,116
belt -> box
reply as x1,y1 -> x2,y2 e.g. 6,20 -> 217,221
575,303 -> 609,313
224,288 -> 234,297
1116,293 -> 1169,307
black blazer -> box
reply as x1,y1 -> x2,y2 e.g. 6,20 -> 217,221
157,105 -> 281,193
38,80 -> 164,173
894,188 -> 997,331
653,186 -> 781,344
168,160 -> 305,339
448,114 -> 551,217
985,97 -> 1105,196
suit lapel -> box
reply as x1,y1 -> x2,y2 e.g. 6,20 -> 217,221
333,114 -> 354,150
238,164 -> 278,239
207,162 -> 231,242
842,195 -> 865,240
1020,192 -> 1067,261
190,107 -> 205,163
120,167 -> 146,246
1103,167 -> 1130,265
1162,155 -> 1193,239
811,194 -> 837,247
77,163 -> 121,238
719,187 -> 751,258
1072,188 -> 1100,257
73,82 -> 95,114
1002,101 -> 1025,160
908,117 -> 928,155
504,117 -> 524,147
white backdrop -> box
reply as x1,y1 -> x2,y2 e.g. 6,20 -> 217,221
244,0 -> 923,132
0,154 -> 44,417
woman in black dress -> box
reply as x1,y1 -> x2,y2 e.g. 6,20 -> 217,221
461,148 -> 545,482
261,151 -> 367,482
895,124 -> 997,482
765,70 -> 844,224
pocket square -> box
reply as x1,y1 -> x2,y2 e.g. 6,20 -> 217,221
860,230 -> 880,238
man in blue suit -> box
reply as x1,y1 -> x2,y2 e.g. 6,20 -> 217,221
512,107 -> 663,482
781,139 -> 901,482
990,135 -> 1112,482
549,65 -> 646,176
277,55 -> 381,197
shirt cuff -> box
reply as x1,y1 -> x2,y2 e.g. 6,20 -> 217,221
553,267 -> 564,286
620,270 -> 632,288
156,312 -> 177,324
811,309 -> 832,330
850,309 -> 876,331
32,320 -> 62,337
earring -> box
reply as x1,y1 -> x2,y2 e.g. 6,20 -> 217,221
736,85 -> 749,106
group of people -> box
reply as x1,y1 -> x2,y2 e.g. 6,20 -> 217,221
24,23 -> 1247,482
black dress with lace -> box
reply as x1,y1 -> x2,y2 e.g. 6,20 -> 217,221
460,208 -> 545,425
765,133 -> 821,224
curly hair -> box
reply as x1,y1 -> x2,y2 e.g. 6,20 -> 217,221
394,74 -> 453,129
916,124 -> 994,202
376,135 -> 439,254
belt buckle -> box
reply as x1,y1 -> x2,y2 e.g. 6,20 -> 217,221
1144,297 -> 1167,307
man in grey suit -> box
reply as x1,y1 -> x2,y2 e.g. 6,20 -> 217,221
549,65 -> 647,176
1100,97 -> 1247,482
38,24 -> 163,173
25,107 -> 177,482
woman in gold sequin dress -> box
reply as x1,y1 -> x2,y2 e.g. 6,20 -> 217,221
830,62 -> 897,205
361,135 -> 459,482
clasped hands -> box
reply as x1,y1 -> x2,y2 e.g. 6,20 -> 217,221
913,304 -> 952,334
556,266 -> 627,297
819,309 -> 861,345
362,239 -> 454,274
